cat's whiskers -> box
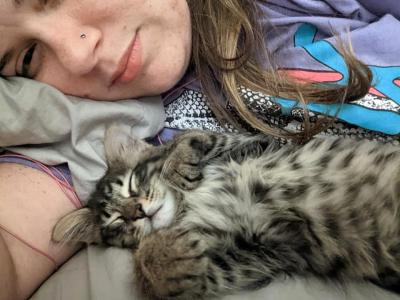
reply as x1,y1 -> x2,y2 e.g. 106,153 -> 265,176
148,185 -> 155,203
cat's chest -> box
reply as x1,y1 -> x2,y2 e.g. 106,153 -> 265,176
176,154 -> 331,231
178,162 -> 266,232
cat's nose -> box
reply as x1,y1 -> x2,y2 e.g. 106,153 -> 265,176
122,202 -> 147,221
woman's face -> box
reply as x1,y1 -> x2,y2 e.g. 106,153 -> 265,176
0,0 -> 192,100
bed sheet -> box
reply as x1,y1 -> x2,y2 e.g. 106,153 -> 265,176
32,247 -> 400,300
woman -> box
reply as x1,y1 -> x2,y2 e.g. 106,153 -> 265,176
0,0 -> 399,299
0,1 -> 191,298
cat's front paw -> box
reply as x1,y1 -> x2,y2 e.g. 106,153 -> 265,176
162,130 -> 216,191
134,229 -> 209,299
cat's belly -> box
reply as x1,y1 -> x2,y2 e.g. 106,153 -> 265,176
181,163 -> 261,233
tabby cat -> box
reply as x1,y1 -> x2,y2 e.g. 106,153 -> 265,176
53,127 -> 400,299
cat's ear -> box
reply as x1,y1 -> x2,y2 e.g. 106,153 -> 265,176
104,125 -> 153,167
52,208 -> 101,245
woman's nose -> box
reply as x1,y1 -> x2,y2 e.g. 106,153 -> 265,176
30,17 -> 102,75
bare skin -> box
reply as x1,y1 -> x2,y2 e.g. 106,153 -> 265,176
0,232 -> 18,300
0,0 -> 191,100
0,0 -> 191,297
0,164 -> 79,299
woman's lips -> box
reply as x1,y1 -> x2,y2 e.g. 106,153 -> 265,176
110,34 -> 142,86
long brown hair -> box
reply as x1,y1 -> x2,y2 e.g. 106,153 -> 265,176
186,0 -> 372,142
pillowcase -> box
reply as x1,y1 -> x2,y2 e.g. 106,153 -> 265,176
0,77 -> 165,201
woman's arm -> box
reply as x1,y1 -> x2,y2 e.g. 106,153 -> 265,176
0,232 -> 18,300
0,163 -> 80,299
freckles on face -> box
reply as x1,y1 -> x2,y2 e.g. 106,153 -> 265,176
101,0 -> 192,99
93,0 -> 192,99
0,0 -> 192,100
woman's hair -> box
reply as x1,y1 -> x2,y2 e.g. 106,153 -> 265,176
187,0 -> 372,142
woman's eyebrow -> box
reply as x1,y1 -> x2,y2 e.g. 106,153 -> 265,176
13,0 -> 25,7
13,0 -> 62,9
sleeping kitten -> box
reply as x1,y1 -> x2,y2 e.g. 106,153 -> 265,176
53,128 -> 400,299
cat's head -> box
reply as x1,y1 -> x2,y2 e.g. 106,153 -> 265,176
52,126 -> 177,248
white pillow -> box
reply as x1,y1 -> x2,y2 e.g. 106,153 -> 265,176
0,77 -> 165,201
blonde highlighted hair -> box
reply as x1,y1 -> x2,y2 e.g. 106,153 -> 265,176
187,0 -> 372,142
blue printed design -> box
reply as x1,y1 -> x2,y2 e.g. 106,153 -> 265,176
275,23 -> 400,135
370,66 -> 400,103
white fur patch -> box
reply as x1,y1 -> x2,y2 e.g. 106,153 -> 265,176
121,170 -> 135,198
151,189 -> 177,230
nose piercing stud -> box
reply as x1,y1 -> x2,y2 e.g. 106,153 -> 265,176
80,33 -> 87,39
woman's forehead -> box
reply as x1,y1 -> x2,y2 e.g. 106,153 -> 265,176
0,27 -> 19,75
0,0 -> 16,11
0,0 -> 43,33
0,0 -> 25,77
0,0 -> 22,22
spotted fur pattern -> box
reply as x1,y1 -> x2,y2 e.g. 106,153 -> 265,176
53,128 -> 400,299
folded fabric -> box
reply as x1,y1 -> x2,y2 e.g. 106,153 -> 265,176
32,246 -> 400,300
0,77 -> 165,202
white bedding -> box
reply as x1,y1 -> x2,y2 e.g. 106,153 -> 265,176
0,77 -> 165,201
32,246 -> 400,300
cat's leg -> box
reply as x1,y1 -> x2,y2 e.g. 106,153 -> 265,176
370,270 -> 400,294
161,130 -> 217,190
162,130 -> 276,191
134,228 -> 212,299
133,227 -> 291,299
369,247 -> 400,294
